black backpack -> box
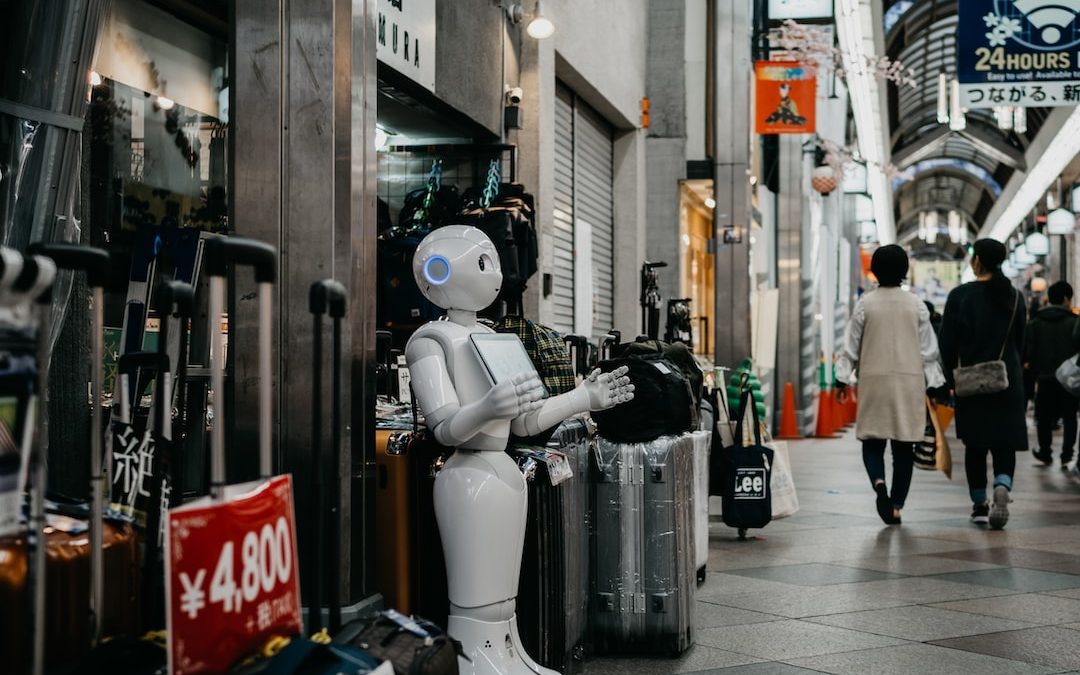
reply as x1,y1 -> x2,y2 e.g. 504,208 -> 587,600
592,355 -> 695,443
718,388 -> 774,531
614,338 -> 704,425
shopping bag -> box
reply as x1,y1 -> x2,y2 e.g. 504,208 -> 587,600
915,398 -> 952,479
719,387 -> 774,530
1057,354 -> 1080,395
934,402 -> 955,431
767,440 -> 799,519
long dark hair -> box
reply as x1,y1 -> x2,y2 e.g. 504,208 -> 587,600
972,239 -> 1014,312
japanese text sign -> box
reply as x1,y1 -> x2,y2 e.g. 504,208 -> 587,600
958,0 -> 1080,108
166,475 -> 302,675
755,61 -> 816,134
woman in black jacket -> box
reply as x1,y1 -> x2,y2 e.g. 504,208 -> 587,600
939,239 -> 1026,529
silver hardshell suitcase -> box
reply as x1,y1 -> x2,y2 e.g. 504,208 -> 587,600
590,434 -> 695,655
511,417 -> 591,673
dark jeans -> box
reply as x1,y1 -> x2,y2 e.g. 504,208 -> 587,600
862,439 -> 915,509
964,447 -> 1016,504
1035,378 -> 1077,461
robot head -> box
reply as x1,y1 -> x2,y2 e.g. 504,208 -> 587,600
413,225 -> 502,312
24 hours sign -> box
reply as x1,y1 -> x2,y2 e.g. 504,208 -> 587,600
958,0 -> 1080,108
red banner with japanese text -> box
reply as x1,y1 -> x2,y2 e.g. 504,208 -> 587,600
166,475 -> 302,675
755,61 -> 816,134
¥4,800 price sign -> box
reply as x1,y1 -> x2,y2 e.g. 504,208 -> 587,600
166,475 -> 302,675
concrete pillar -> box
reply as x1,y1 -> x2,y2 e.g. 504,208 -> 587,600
776,135 -> 806,429
713,0 -> 753,367
231,0 -> 378,608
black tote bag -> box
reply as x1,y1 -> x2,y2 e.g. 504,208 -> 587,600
720,388 -> 774,530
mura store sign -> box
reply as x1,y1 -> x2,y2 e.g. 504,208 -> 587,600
377,0 -> 435,91
958,0 -> 1080,108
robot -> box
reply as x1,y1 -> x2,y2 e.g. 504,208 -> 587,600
405,226 -> 634,675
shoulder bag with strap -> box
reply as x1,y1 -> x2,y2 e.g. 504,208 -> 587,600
953,290 -> 1019,398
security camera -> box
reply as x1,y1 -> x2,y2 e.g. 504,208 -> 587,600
505,86 -> 523,106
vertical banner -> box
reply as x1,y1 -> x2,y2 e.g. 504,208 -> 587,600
957,0 -> 1080,108
755,62 -> 817,134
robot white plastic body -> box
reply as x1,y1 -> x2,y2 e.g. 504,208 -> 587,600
405,226 -> 632,675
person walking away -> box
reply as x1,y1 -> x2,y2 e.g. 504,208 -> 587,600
837,245 -> 945,525
1025,281 -> 1079,469
939,239 -> 1026,530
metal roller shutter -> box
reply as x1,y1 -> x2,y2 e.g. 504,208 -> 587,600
550,82 -> 615,341
575,102 -> 615,342
552,85 -> 576,335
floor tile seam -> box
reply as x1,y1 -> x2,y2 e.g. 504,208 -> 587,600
776,640 -> 1064,671
802,612 -> 1044,640
695,598 -> 791,620
692,632 -> 914,665
920,600 -> 1059,626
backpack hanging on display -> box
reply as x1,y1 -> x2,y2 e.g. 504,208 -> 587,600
719,384 -> 774,533
592,355 -> 695,443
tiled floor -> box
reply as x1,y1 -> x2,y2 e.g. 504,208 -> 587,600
583,425 -> 1080,674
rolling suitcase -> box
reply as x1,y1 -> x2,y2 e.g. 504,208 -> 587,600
510,417 -> 591,673
591,433 -> 696,656
689,430 -> 711,583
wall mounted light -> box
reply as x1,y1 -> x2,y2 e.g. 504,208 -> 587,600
936,72 -> 949,124
526,0 -> 555,39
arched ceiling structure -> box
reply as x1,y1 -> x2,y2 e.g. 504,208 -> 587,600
884,0 -> 1052,241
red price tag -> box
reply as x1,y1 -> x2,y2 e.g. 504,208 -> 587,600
166,475 -> 302,675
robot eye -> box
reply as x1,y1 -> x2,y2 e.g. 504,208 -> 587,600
423,255 -> 451,285
479,254 -> 492,272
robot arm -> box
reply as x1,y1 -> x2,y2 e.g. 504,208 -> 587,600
408,337 -> 546,447
510,366 -> 634,437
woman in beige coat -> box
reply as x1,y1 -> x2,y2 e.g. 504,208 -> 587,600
836,245 -> 945,524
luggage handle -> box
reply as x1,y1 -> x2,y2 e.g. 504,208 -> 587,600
204,237 -> 277,496
308,279 -> 347,635
27,243 -> 110,648
12,252 -> 56,675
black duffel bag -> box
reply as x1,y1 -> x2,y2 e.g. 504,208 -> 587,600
592,355 -> 695,443
334,610 -> 461,675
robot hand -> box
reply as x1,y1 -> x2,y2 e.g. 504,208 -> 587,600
580,365 -> 635,411
483,372 -> 546,420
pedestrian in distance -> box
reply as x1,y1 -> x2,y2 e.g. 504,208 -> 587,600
1025,280 -> 1079,470
837,245 -> 945,525
939,239 -> 1026,530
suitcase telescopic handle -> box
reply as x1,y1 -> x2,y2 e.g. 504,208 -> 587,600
204,237 -> 278,496
27,242 -> 110,648
27,243 -> 111,288
308,279 -> 347,317
308,278 -> 347,633
157,279 -> 195,318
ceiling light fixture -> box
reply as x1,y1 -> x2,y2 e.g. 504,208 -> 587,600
1048,207 -> 1075,235
949,79 -> 966,131
985,107 -> 1080,242
836,0 -> 895,243
526,0 -> 555,39
1026,230 -> 1050,255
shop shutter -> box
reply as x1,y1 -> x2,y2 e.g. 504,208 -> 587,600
551,85 -> 576,335
574,102 -> 615,342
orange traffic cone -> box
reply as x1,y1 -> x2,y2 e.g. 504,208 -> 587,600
830,388 -> 846,429
814,387 -> 837,438
777,382 -> 801,439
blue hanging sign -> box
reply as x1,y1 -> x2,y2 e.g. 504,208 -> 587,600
957,0 -> 1080,108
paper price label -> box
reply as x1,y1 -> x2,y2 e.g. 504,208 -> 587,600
166,475 -> 302,675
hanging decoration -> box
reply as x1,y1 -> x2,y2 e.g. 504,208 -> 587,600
755,61 -> 817,134
811,165 -> 838,194
776,20 -> 917,89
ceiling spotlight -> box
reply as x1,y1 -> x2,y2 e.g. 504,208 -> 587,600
704,197 -> 717,209
156,96 -> 175,111
89,70 -> 102,87
526,0 -> 555,39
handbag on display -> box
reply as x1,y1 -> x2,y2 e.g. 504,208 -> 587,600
953,291 -> 1019,398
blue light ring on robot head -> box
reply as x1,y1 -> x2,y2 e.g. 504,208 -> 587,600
423,254 -> 452,286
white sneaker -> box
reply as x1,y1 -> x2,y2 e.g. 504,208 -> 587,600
989,485 -> 1011,530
